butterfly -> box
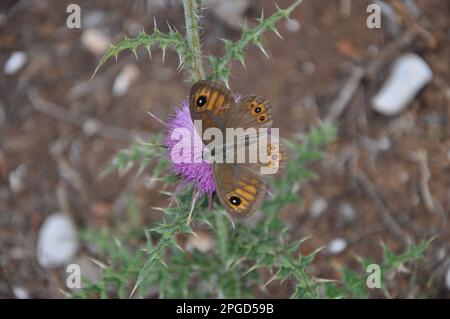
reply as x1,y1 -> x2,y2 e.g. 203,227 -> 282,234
189,80 -> 287,218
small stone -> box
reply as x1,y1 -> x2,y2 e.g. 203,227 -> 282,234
13,287 -> 29,299
112,64 -> 139,97
310,197 -> 328,218
338,202 -> 356,222
327,238 -> 347,254
82,119 -> 99,136
9,164 -> 27,193
371,53 -> 432,116
377,137 -> 391,151
285,19 -> 301,33
81,28 -> 110,56
36,214 -> 79,268
4,51 -> 28,75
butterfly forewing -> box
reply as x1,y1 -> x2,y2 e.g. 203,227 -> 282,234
189,80 -> 234,136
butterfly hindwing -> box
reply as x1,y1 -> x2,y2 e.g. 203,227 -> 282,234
213,163 -> 266,218
238,140 -> 288,176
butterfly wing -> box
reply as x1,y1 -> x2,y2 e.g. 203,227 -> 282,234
189,80 -> 234,136
213,163 -> 266,218
222,96 -> 286,175
241,140 -> 289,176
224,96 -> 273,130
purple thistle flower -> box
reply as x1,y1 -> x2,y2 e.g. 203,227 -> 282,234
165,94 -> 241,194
165,100 -> 216,194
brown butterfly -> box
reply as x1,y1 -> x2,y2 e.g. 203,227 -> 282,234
189,80 -> 287,218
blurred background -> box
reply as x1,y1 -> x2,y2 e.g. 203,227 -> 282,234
0,0 -> 449,298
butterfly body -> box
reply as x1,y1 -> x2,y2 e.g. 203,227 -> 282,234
189,80 -> 286,218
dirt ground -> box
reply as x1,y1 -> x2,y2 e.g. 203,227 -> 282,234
0,0 -> 449,298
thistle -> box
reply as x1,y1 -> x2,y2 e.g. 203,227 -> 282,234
75,0 -> 430,299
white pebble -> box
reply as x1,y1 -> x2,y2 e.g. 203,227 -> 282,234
377,137 -> 391,151
327,238 -> 347,254
310,197 -> 328,218
112,64 -> 139,97
81,28 -> 110,56
82,119 -> 99,136
37,214 -> 79,268
4,51 -> 28,75
9,164 -> 27,193
285,19 -> 301,33
338,202 -> 356,222
371,53 -> 432,116
13,287 -> 29,299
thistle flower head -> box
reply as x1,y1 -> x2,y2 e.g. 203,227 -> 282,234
165,100 -> 215,194
165,94 -> 241,194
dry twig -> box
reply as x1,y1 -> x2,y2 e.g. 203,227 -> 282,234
356,171 -> 411,245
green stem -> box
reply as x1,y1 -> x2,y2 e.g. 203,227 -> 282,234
183,0 -> 204,82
